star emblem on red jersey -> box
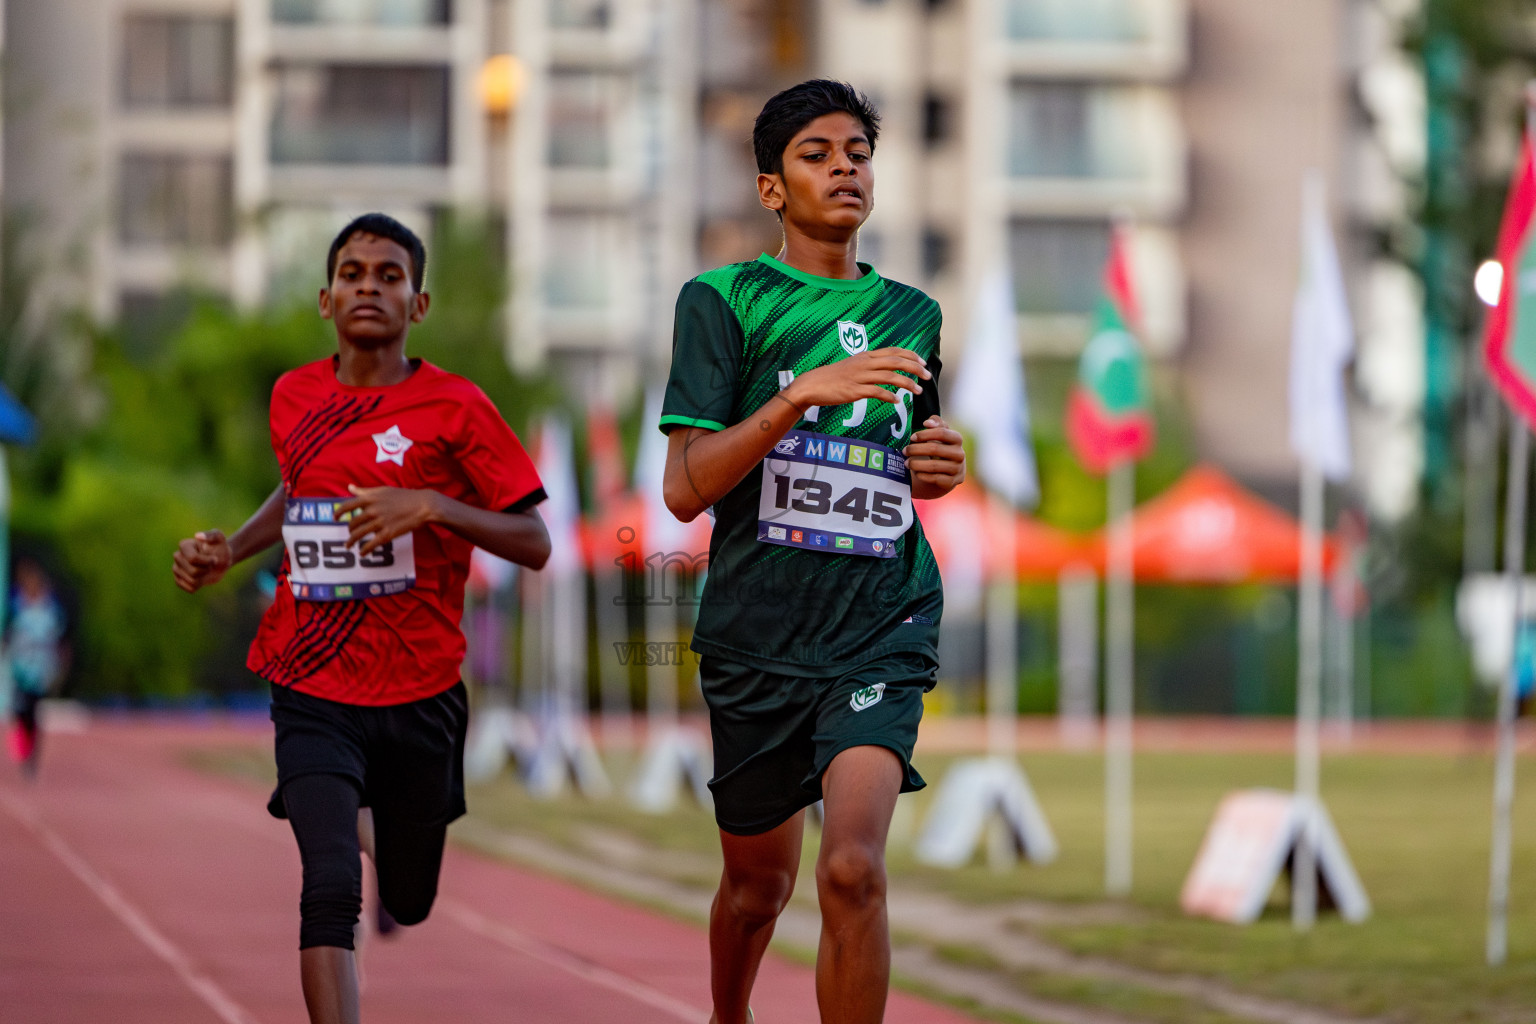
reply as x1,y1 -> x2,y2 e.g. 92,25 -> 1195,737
372,424 -> 414,466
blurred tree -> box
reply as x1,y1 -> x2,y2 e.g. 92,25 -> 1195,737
1409,0 -> 1536,511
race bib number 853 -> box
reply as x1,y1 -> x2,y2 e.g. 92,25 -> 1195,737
757,430 -> 912,558
282,498 -> 416,601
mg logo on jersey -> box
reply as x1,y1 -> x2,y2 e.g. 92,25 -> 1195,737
849,683 -> 885,712
836,320 -> 869,356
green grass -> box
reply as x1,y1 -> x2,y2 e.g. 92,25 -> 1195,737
892,748 -> 1536,1024
185,739 -> 1536,1023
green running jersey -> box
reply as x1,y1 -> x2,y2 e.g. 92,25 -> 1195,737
660,254 -> 945,676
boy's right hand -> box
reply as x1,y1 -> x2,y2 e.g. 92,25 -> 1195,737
173,530 -> 233,593
782,347 -> 929,410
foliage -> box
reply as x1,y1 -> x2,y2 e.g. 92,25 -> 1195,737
12,301 -> 328,697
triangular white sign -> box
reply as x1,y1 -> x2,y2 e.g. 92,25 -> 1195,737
914,757 -> 1058,868
1181,789 -> 1370,924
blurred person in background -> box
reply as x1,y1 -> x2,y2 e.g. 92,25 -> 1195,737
6,557 -> 68,780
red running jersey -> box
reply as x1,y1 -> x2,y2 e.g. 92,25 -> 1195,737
248,358 -> 545,706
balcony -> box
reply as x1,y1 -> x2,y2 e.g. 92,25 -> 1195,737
1003,0 -> 1187,81
541,212 -> 639,349
267,0 -> 455,63
544,71 -> 647,208
548,0 -> 651,68
1009,219 -> 1185,357
1006,81 -> 1185,219
271,0 -> 450,26
269,64 -> 450,166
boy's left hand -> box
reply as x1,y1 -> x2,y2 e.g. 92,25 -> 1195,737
339,485 -> 442,555
904,416 -> 966,499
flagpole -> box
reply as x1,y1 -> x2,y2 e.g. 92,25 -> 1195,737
986,493 -> 1019,764
1488,418 -> 1529,965
1486,83 -> 1536,966
1104,458 -> 1135,896
1293,457 -> 1325,930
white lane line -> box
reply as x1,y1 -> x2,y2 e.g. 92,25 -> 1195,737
0,793 -> 261,1024
441,899 -> 707,1023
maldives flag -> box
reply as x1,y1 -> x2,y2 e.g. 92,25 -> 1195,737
1067,226 -> 1155,474
1484,120 -> 1536,429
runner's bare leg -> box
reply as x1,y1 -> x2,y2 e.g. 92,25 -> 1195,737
815,745 -> 902,1024
299,946 -> 360,1024
294,808 -> 376,1023
709,811 -> 805,1024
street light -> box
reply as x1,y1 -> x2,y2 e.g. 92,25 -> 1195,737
479,54 -> 524,116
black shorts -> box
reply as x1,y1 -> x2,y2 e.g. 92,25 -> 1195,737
701,651 -> 936,836
267,681 -> 469,827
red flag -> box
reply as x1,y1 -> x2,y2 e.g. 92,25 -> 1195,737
1484,127 -> 1536,428
1067,226 -> 1155,474
585,404 -> 626,511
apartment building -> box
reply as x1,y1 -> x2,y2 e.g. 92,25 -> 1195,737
505,0 -> 696,394
505,0 -> 812,400
3,0 -> 490,320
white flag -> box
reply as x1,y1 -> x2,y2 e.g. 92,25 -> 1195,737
1289,171 -> 1355,482
535,416 -> 582,579
951,266 -> 1040,508
637,387 -> 691,551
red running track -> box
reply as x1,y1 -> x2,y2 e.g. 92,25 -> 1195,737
0,717 -> 983,1024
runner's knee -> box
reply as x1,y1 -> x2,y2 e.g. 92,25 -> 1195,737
284,774 -> 364,950
379,880 -> 437,926
721,863 -> 796,926
375,821 -> 447,926
816,841 -> 886,908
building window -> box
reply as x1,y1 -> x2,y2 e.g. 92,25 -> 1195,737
548,74 -> 612,169
119,153 -> 234,246
271,65 -> 450,165
922,92 -> 954,148
1010,219 -> 1109,315
1005,0 -> 1144,41
545,215 -> 612,310
922,227 -> 952,279
1008,82 -> 1143,179
122,16 -> 234,109
271,0 -> 451,25
550,0 -> 611,30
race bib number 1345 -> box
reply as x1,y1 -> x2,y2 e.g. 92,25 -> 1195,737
282,498 -> 416,601
757,430 -> 913,558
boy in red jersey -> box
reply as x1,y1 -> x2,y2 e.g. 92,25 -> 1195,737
173,214 -> 549,1024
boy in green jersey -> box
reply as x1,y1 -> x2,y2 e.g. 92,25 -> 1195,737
660,80 -> 967,1024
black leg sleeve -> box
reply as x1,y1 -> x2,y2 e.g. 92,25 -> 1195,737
283,773 -> 363,950
372,813 -> 448,927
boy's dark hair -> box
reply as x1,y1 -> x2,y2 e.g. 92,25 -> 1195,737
752,79 -> 880,177
326,213 -> 428,292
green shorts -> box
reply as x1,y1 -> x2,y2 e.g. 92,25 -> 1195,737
700,651 -> 937,836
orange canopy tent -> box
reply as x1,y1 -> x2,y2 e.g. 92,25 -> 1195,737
1084,464 -> 1339,583
916,480 -> 1093,582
